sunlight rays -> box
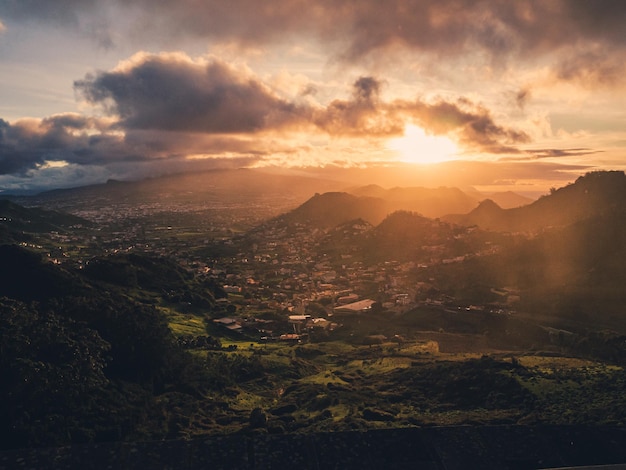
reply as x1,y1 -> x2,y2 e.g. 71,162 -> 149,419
388,124 -> 459,164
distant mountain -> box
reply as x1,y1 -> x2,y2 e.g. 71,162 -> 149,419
8,168 -> 535,229
288,183 -> 533,232
445,171 -> 626,232
460,188 -> 533,210
348,185 -> 532,218
447,198 -> 506,230
9,169 -> 344,219
279,192 -> 390,228
348,185 -> 478,218
484,191 -> 533,209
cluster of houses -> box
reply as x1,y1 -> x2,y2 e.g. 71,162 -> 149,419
199,216 -> 520,342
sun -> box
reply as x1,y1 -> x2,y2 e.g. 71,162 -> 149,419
388,124 -> 459,164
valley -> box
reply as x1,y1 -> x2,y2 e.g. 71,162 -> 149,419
1,169 -> 626,453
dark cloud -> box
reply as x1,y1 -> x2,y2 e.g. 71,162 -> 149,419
0,0 -> 113,47
133,0 -> 625,59
312,77 -> 530,152
398,98 -> 531,153
0,109 -> 290,178
555,51 -> 626,88
515,88 -> 530,109
496,148 -> 604,164
312,76 -> 402,136
2,56 -> 533,180
74,54 -> 303,133
4,1 -> 625,80
0,114 -> 154,175
353,77 -> 382,103
73,53 -> 528,152
522,148 -> 603,160
0,0 -> 99,25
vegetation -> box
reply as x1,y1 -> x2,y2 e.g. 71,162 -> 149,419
1,170 -> 626,451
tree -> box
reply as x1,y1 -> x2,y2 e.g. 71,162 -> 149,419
0,298 -> 110,448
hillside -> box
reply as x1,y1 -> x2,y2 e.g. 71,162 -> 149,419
358,211 -> 461,263
0,199 -> 88,233
2,171 -> 626,453
277,186 -> 531,231
280,178 -> 626,331
445,171 -> 626,232
278,192 -> 391,228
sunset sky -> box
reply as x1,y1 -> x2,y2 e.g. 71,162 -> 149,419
1,0 -> 625,195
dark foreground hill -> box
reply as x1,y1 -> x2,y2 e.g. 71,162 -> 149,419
1,425 -> 624,470
0,199 -> 88,245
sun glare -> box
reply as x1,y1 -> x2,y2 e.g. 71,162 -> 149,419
388,125 -> 459,164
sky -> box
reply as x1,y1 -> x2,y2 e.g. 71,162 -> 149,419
1,0 -> 625,195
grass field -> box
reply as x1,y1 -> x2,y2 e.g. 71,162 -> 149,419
161,310 -> 626,436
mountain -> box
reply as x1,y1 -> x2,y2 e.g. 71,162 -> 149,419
8,167 -> 534,228
348,185 -> 478,218
287,183 -> 533,232
348,185 -> 532,218
461,188 -> 533,209
359,210 -> 457,263
445,171 -> 626,232
8,168 -> 344,222
484,191 -> 533,209
279,192 -> 391,228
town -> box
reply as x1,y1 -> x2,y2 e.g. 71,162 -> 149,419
33,192 -> 519,348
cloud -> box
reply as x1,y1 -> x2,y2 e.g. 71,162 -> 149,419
0,0 -> 113,47
74,52 -> 304,133
311,76 -> 530,153
555,50 -> 626,88
0,47 -> 589,188
312,76 -> 404,136
2,57 -> 534,180
393,97 -> 531,153
0,112 -> 267,189
4,1 -> 626,81
122,0 -> 626,60
0,114 -> 179,175
0,0 -> 98,25
498,148 -> 604,162
515,88 -> 531,109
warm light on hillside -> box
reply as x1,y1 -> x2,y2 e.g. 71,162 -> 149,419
388,125 -> 459,164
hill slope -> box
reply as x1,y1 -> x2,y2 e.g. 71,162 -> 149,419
279,192 -> 391,228
445,171 -> 626,232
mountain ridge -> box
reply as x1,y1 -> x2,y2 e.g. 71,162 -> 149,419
444,170 -> 626,232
